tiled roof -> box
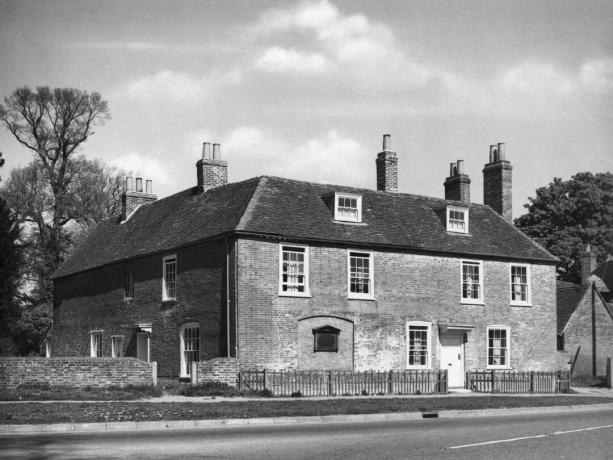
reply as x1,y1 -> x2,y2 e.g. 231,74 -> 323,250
593,259 -> 613,293
54,175 -> 557,279
556,282 -> 589,334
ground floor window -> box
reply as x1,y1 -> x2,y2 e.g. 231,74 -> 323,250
180,323 -> 200,377
407,321 -> 431,368
90,331 -> 103,357
487,326 -> 510,368
111,336 -> 124,357
313,325 -> 340,352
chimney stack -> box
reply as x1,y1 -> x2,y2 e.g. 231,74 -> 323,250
444,160 -> 471,204
580,243 -> 597,285
376,134 -> 398,192
121,176 -> 157,221
483,142 -> 513,222
197,141 -> 228,191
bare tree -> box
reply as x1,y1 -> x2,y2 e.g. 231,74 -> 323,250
0,86 -> 110,296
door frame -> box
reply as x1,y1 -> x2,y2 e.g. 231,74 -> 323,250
439,330 -> 465,388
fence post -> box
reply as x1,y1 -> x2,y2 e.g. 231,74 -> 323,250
328,370 -> 333,396
388,370 -> 393,394
607,358 -> 612,390
530,371 -> 534,393
263,368 -> 268,391
491,370 -> 495,393
238,367 -> 243,391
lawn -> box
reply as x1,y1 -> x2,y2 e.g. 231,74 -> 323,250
1,396 -> 612,425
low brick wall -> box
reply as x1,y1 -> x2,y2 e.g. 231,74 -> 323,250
193,358 -> 239,387
0,357 -> 156,389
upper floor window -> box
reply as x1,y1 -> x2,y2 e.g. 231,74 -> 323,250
335,193 -> 362,223
487,326 -> 510,369
447,206 -> 468,233
348,251 -> 374,299
90,330 -> 103,357
407,321 -> 431,368
461,260 -> 483,303
510,264 -> 531,305
279,245 -> 309,296
163,255 -> 177,301
124,271 -> 134,299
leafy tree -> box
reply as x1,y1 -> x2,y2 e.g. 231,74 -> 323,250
0,86 -> 110,293
515,172 -> 613,283
0,156 -> 22,355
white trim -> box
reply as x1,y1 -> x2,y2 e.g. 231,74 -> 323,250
446,205 -> 469,234
406,321 -> 432,369
162,254 -> 177,301
461,259 -> 484,304
486,325 -> 511,369
90,330 -> 103,357
278,244 -> 311,297
509,263 -> 532,306
180,322 -> 200,378
347,250 -> 374,300
334,193 -> 362,223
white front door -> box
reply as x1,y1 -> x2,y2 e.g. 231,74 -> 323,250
136,332 -> 149,361
440,332 -> 464,388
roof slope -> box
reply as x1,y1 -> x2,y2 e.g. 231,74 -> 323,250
54,175 -> 557,279
556,282 -> 589,334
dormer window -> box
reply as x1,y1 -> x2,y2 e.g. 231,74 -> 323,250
335,193 -> 362,223
446,206 -> 468,233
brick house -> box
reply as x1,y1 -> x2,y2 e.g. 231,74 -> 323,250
557,247 -> 613,377
51,136 -> 560,387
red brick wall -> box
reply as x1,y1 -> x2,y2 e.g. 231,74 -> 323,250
563,287 -> 613,377
53,239 -> 233,378
195,357 -> 239,387
236,238 -> 559,371
0,357 -> 154,389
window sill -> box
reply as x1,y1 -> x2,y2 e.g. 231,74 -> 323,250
278,292 -> 311,298
407,366 -> 431,370
348,295 -> 375,301
461,300 -> 484,306
486,366 -> 511,370
510,302 -> 532,307
333,220 -> 366,225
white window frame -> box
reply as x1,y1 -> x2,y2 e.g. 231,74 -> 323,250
510,264 -> 531,306
406,321 -> 432,369
279,244 -> 310,297
446,205 -> 469,233
162,254 -> 177,301
180,322 -> 200,378
486,326 -> 511,369
334,193 -> 362,223
461,260 -> 484,304
347,250 -> 374,300
90,330 -> 103,357
111,336 -> 124,358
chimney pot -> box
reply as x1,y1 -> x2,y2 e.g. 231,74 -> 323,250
497,142 -> 506,161
489,145 -> 497,163
212,143 -> 221,160
449,163 -> 456,177
382,134 -> 391,151
146,180 -> 152,194
202,142 -> 211,160
457,160 -> 464,174
135,177 -> 143,193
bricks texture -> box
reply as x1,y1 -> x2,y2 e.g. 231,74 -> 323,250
483,160 -> 513,222
196,358 -> 239,387
376,151 -> 398,192
0,357 -> 154,389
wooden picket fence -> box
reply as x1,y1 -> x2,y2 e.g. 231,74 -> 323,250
238,369 -> 448,396
466,370 -> 571,394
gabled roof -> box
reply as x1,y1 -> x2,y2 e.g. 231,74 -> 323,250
54,175 -> 558,279
556,282 -> 589,334
592,258 -> 613,293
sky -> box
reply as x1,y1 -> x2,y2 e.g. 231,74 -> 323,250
0,0 -> 612,218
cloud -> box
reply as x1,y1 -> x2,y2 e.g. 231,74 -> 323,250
499,61 -> 574,95
122,69 -> 242,102
218,126 -> 371,186
108,151 -> 173,187
256,47 -> 331,74
580,58 -> 613,93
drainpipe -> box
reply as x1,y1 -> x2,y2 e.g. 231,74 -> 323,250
226,236 -> 231,358
234,239 -> 239,359
592,283 -> 597,377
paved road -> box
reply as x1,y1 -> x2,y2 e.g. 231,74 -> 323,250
1,409 -> 613,459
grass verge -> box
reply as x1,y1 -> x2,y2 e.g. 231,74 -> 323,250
0,384 -> 161,401
1,396 -> 611,425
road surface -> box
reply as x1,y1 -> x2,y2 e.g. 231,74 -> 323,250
1,408 -> 612,459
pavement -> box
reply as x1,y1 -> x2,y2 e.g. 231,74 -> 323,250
1,387 -> 612,434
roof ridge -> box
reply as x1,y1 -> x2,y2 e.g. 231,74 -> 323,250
236,176 -> 267,231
